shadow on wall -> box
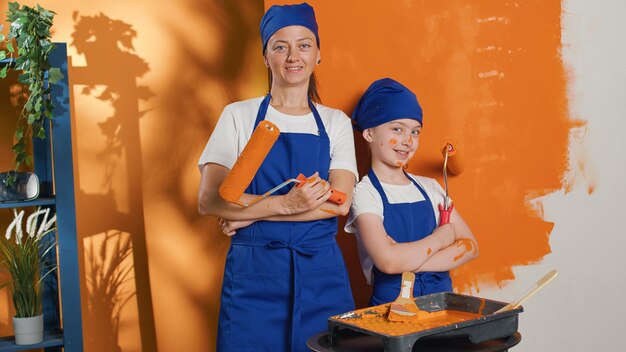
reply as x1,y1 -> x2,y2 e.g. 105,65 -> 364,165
84,231 -> 135,352
142,0 -> 265,348
68,12 -> 157,352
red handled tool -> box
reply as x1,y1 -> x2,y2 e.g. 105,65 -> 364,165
438,143 -> 456,225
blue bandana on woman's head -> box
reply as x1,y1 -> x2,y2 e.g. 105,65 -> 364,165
260,2 -> 320,53
351,78 -> 423,131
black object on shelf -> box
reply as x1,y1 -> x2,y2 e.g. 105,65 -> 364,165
0,172 -> 40,202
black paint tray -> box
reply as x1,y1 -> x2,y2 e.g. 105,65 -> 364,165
327,292 -> 523,352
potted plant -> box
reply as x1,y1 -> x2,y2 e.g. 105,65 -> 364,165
1,207 -> 57,345
0,2 -> 62,192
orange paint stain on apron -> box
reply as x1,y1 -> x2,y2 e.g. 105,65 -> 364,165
268,0 -> 574,294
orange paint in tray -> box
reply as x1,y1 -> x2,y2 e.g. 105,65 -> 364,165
331,304 -> 482,337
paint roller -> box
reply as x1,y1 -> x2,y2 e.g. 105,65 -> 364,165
438,142 -> 465,225
218,121 -> 347,207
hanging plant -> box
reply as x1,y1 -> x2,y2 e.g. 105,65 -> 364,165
0,2 -> 63,183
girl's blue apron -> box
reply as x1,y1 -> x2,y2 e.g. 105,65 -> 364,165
217,95 -> 355,352
367,169 -> 452,306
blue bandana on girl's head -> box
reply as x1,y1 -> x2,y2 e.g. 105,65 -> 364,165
260,3 -> 320,53
351,78 -> 423,131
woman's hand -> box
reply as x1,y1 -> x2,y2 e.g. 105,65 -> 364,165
280,172 -> 332,214
219,218 -> 255,237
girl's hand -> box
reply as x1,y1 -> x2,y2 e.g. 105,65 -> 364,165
219,218 -> 255,236
281,172 -> 331,214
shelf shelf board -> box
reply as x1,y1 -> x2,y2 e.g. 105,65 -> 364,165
0,329 -> 64,351
0,197 -> 56,209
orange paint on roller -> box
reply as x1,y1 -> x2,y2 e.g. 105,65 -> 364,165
441,143 -> 465,176
219,121 -> 280,203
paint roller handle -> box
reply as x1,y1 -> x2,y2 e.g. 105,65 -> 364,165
295,173 -> 347,205
438,202 -> 454,225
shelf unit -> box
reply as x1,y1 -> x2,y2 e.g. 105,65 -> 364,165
1,43 -> 83,351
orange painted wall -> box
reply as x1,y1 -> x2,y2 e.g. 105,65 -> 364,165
1,0 -> 571,351
265,0 -> 571,304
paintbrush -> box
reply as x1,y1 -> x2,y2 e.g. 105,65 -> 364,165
494,270 -> 558,314
387,272 -> 422,322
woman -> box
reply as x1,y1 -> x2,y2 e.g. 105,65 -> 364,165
197,3 -> 357,351
345,78 -> 479,306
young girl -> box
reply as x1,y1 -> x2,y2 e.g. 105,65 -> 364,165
345,78 -> 478,306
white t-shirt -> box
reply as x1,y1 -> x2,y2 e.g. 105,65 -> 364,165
198,97 -> 358,180
344,173 -> 448,284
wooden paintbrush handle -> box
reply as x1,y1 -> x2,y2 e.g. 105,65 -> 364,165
494,270 -> 558,314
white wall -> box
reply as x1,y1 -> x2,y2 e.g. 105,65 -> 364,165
480,1 -> 626,350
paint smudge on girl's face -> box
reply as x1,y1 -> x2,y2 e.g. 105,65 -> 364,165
427,247 -> 432,255
389,138 -> 398,145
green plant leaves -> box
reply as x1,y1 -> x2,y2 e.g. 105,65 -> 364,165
0,2 -> 59,176
48,67 -> 63,83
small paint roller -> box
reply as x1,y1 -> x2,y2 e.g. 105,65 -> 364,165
218,121 -> 346,206
438,142 -> 465,225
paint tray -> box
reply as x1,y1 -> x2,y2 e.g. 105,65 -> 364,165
327,292 -> 522,352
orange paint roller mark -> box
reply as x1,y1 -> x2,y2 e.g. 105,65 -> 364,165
477,298 -> 487,315
452,238 -> 476,262
320,208 -> 339,215
219,121 -> 280,203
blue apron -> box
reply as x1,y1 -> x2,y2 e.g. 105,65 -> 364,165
217,95 -> 355,351
367,169 -> 452,306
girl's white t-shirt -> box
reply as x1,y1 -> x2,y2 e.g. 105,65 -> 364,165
344,173 -> 448,284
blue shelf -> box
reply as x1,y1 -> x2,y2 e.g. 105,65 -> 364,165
0,330 -> 64,351
0,197 -> 56,209
1,43 -> 82,351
